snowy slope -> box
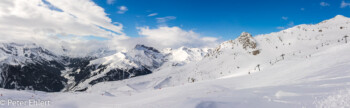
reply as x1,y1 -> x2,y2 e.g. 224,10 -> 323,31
1,33 -> 350,108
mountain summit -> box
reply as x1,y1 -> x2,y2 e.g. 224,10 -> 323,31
237,32 -> 257,50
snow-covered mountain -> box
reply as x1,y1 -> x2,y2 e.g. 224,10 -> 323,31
162,46 -> 210,66
0,15 -> 350,107
73,15 -> 350,107
69,44 -> 209,91
0,43 -> 69,92
0,43 -> 64,65
0,41 -> 208,92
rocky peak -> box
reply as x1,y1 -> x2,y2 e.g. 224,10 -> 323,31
134,44 -> 160,53
237,32 -> 257,50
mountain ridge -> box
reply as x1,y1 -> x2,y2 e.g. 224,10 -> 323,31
0,15 -> 349,92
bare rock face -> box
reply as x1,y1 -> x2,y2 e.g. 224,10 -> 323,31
237,32 -> 261,56
205,32 -> 260,57
237,32 -> 257,50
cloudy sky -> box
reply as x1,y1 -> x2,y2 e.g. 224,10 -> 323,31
96,0 -> 350,39
0,0 -> 350,51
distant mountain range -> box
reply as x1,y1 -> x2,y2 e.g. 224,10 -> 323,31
0,41 -> 208,92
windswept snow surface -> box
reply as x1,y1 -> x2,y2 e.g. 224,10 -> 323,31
1,15 -> 350,108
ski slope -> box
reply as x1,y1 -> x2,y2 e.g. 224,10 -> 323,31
0,42 -> 350,108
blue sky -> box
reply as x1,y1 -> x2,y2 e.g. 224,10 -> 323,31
92,0 -> 350,40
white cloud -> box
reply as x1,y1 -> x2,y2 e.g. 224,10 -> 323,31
288,22 -> 295,26
48,0 -> 124,34
117,6 -> 128,14
156,16 -> 176,23
320,2 -> 330,7
276,21 -> 295,30
301,8 -> 305,11
0,0 -> 124,39
103,26 -> 220,51
106,0 -> 115,5
341,1 -> 350,8
137,26 -> 219,49
148,13 -> 158,17
282,16 -> 288,20
0,0 -> 218,55
0,0 -> 128,56
276,27 -> 285,30
156,16 -> 176,26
